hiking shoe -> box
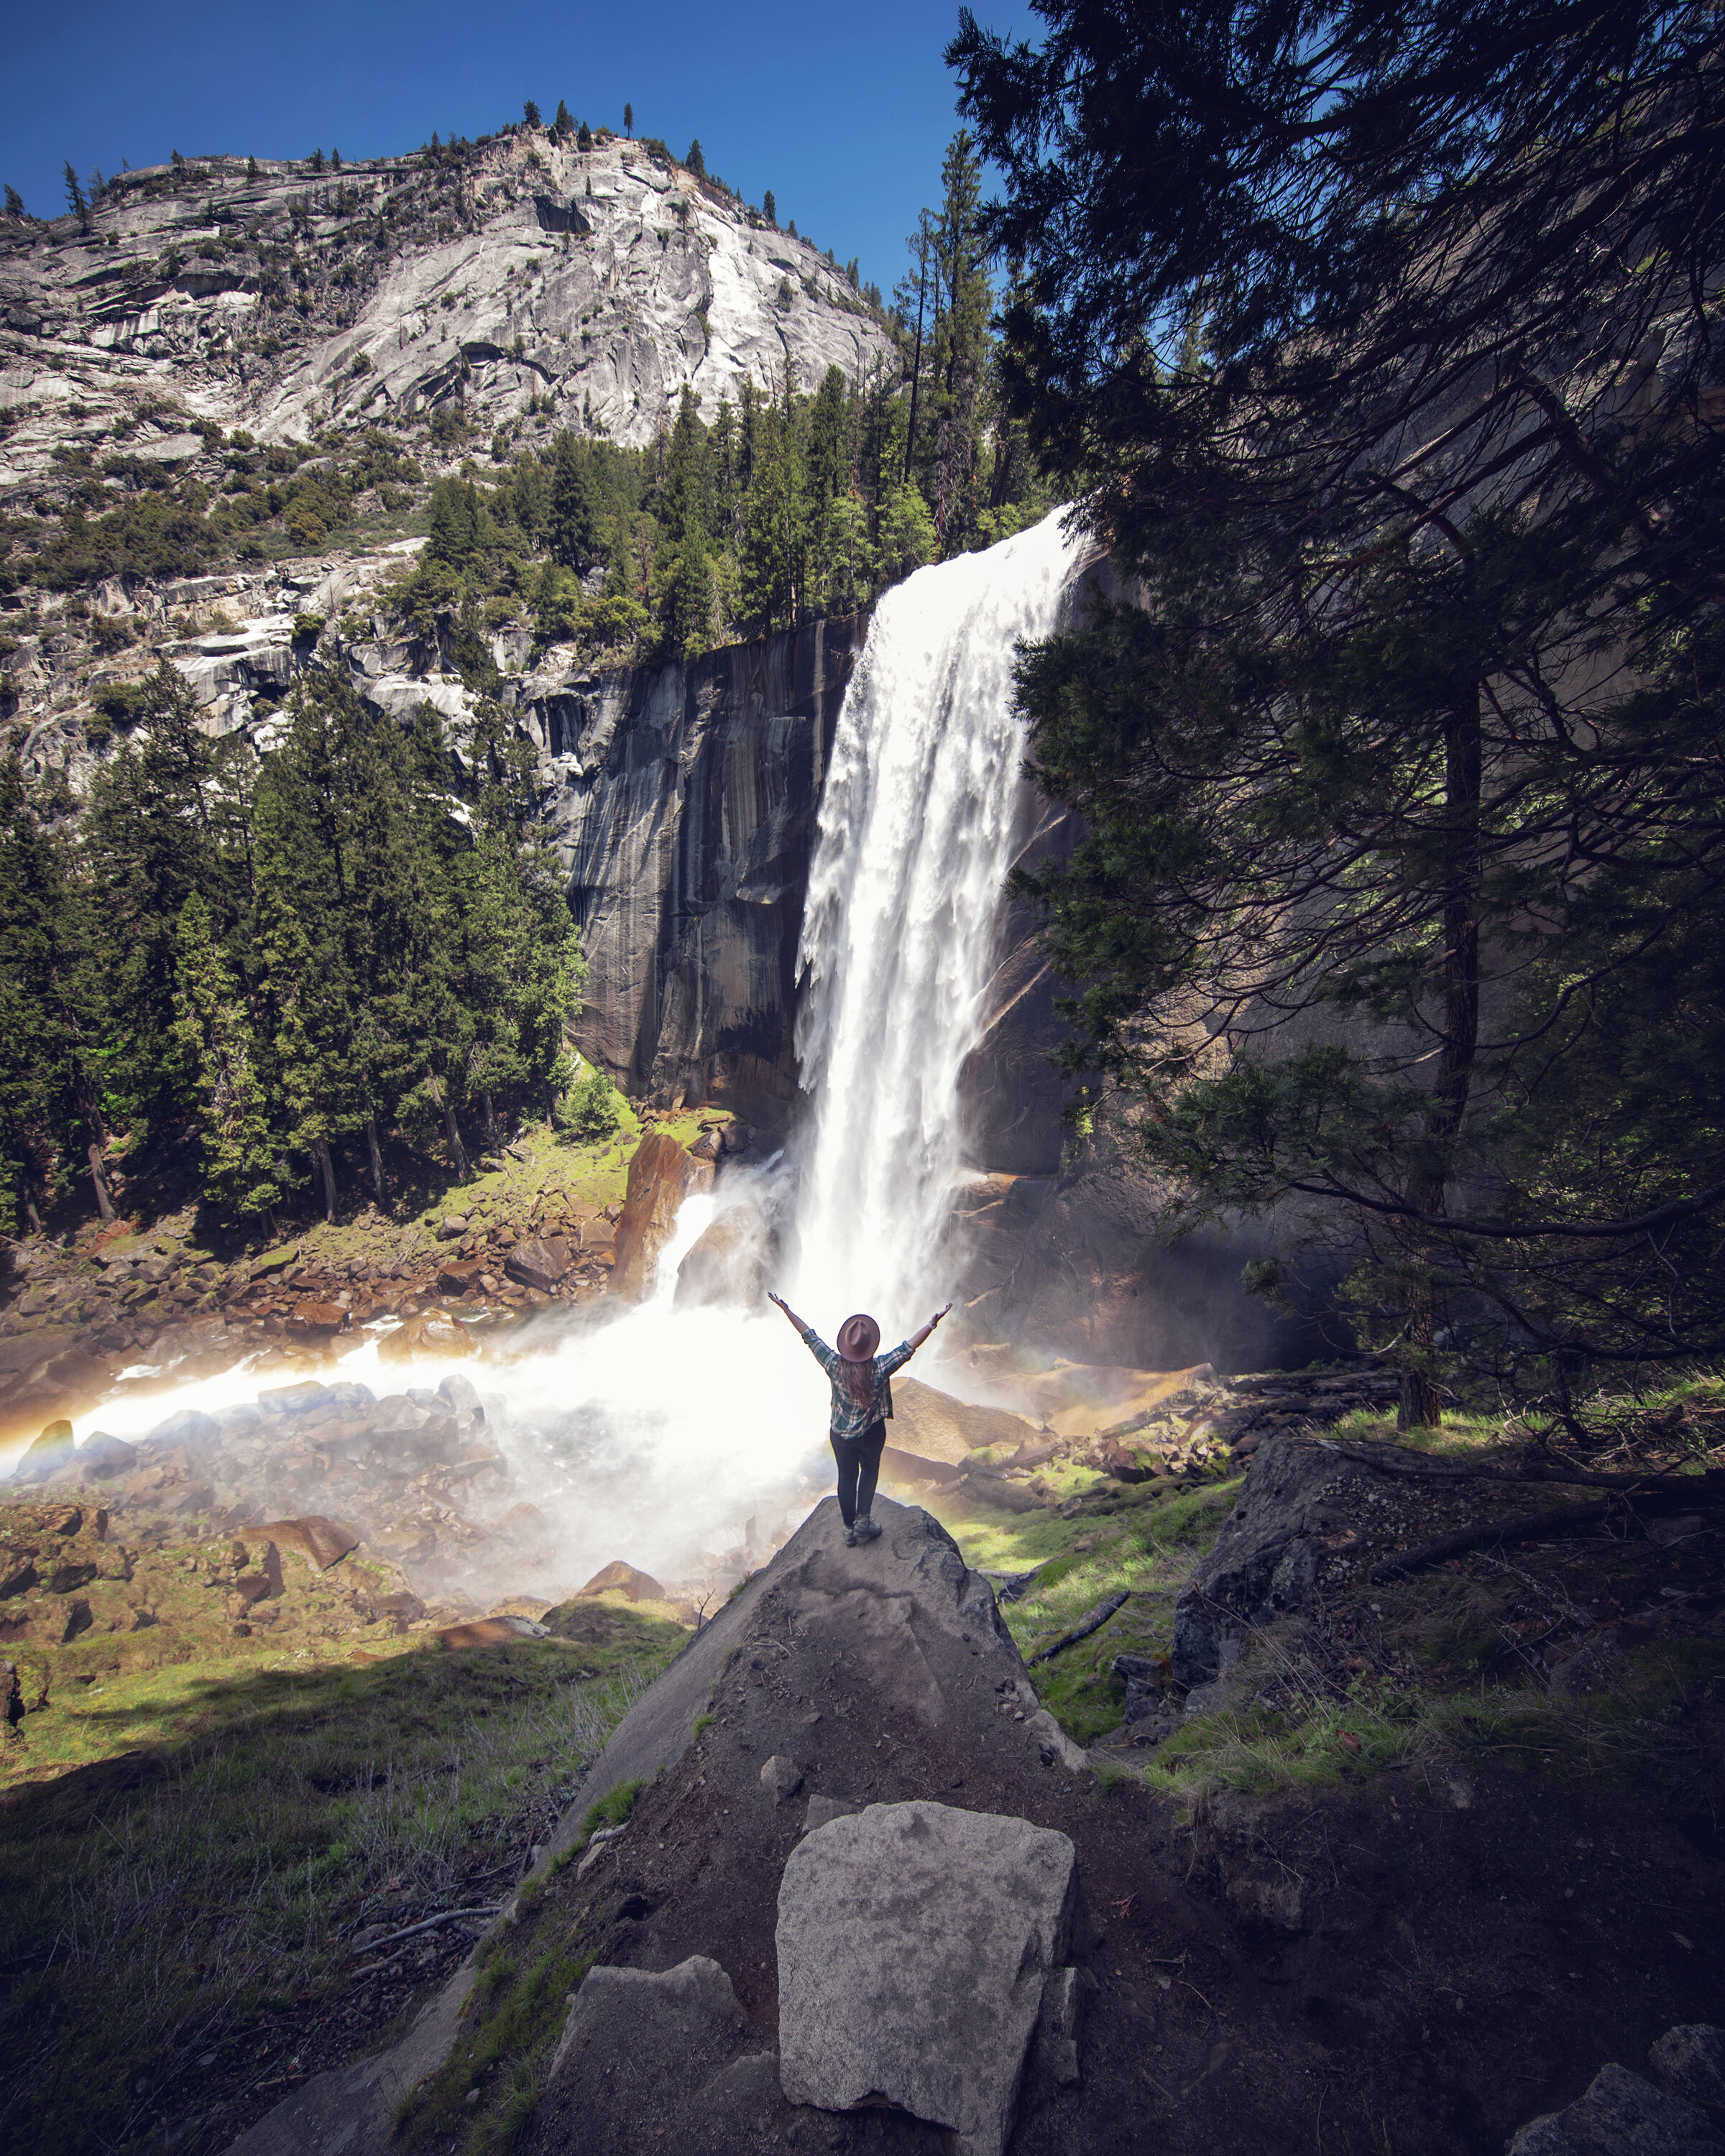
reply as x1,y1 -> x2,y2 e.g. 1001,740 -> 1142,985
856,1514 -> 882,1542
844,1520 -> 860,1547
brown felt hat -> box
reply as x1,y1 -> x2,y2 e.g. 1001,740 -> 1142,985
837,1312 -> 880,1363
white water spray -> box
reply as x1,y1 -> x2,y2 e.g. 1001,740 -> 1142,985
19,510 -> 1081,1599
787,508 -> 1080,1328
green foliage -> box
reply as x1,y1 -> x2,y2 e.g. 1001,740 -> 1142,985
0,665 -> 586,1224
578,1775 -> 644,1842
556,1067 -> 623,1141
955,0 -> 1725,1406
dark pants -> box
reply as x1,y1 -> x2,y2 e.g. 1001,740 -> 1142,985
830,1420 -> 886,1528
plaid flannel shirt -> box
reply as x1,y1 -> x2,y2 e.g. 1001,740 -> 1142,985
797,1322 -> 913,1440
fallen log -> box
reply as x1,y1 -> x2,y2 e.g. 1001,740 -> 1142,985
1028,1590 -> 1131,1664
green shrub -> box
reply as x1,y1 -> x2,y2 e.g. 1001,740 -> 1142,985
556,1067 -> 623,1140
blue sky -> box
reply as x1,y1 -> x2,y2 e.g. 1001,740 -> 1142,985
1,0 -> 1036,299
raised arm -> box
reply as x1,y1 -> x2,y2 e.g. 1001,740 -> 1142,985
767,1291 -> 807,1333
903,1303 -> 953,1358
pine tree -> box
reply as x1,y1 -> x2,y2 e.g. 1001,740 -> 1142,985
577,121 -> 594,152
554,100 -> 574,139
665,533 -> 714,659
0,760 -> 103,1230
61,161 -> 86,222
4,185 -> 27,218
523,100 -> 542,129
83,661 -> 231,1150
171,890 -> 283,1224
548,432 -> 602,569
657,384 -> 710,548
762,189 -> 776,229
926,132 -> 989,550
737,384 -> 806,635
685,140 -> 706,180
623,102 -> 634,139
245,157 -> 259,182
874,483 -> 937,584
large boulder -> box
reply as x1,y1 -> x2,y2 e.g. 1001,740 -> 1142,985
1507,2063 -> 1725,2153
672,1197 -> 778,1310
533,1958 -> 773,2156
891,1378 -> 1042,1465
776,1800 -> 1084,2156
611,1132 -> 715,1299
505,1235 -> 574,1293
574,1560 -> 666,1603
377,1312 -> 474,1363
1652,2028 -> 1725,2115
8,1419 -> 76,1484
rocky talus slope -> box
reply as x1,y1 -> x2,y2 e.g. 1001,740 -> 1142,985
0,132 -> 891,494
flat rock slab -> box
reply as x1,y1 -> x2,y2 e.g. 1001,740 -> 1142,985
777,1799 -> 1081,2156
1508,2063 -> 1725,2155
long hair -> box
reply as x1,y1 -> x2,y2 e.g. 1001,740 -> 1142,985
842,1355 -> 877,1411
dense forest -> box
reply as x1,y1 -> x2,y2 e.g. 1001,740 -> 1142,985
954,0 -> 1725,1417
0,660 -> 587,1237
0,124 -> 1048,1238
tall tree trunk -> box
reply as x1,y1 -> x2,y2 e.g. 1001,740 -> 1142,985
364,1115 -> 385,1206
482,1092 -> 500,1150
24,1194 -> 42,1235
312,1135 -> 338,1225
1399,686 -> 1483,1431
87,1140 -> 115,1224
443,1102 -> 469,1181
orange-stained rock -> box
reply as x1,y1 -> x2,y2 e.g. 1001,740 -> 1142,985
377,1312 -> 474,1363
287,1300 -> 350,1337
576,1560 -> 667,1603
436,1613 -> 548,1649
612,1133 -> 716,1299
250,1515 -> 364,1571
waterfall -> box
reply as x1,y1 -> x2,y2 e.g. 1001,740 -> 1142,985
786,506 -> 1080,1331
26,512 -> 1081,1604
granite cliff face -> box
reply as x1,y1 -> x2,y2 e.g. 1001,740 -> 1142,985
0,132 -> 891,505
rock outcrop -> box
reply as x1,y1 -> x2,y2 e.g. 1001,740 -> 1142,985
610,1131 -> 715,1297
1507,2060 -> 1725,2155
777,1800 -> 1084,2156
0,136 -> 892,499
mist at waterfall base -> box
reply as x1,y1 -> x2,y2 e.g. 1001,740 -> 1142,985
29,510 -> 1083,1605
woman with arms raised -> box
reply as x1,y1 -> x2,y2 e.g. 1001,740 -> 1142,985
769,1292 -> 952,1547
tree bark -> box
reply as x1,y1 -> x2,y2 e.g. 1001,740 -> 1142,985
1399,684 -> 1483,1432
87,1140 -> 115,1225
443,1102 -> 469,1181
482,1092 -> 500,1151
364,1115 -> 386,1206
312,1135 -> 338,1225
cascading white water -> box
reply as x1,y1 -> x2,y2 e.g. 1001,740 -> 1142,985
786,507 -> 1080,1329
16,510 -> 1080,1599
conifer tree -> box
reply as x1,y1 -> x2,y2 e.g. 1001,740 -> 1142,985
83,661 -> 230,1149
554,100 -> 574,140
664,532 -> 714,659
523,100 -> 542,129
548,431 -> 602,569
762,189 -> 776,229
170,890 -> 283,1225
685,141 -> 706,180
62,161 -> 86,224
623,102 -> 634,139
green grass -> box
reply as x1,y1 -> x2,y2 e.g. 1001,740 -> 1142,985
578,1774 -> 645,1841
397,1935 -> 592,2151
938,1478 -> 1243,1745
0,1631 -> 679,2156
